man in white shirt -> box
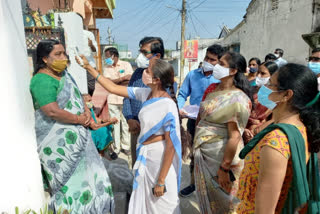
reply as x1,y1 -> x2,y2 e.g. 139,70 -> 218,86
77,13 -> 98,96
274,48 -> 288,68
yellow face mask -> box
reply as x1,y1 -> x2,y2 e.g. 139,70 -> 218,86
49,59 -> 68,73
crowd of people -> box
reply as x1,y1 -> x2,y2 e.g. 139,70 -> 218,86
29,35 -> 320,214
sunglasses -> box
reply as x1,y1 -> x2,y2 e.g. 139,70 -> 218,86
306,56 -> 320,62
139,49 -> 152,56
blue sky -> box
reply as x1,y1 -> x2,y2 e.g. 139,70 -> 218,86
96,0 -> 251,57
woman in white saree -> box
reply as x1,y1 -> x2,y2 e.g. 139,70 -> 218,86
77,56 -> 182,214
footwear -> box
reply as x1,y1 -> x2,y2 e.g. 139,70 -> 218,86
110,152 -> 118,160
179,184 -> 195,197
121,149 -> 131,156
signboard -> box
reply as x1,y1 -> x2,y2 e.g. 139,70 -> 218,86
184,40 -> 198,59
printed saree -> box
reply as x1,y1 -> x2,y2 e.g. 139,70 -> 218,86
194,89 -> 251,214
32,72 -> 114,213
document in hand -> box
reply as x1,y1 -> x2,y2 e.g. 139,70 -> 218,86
181,105 -> 200,119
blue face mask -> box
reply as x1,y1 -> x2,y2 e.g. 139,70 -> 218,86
249,67 -> 258,73
105,58 -> 114,66
308,62 -> 320,75
257,85 -> 279,110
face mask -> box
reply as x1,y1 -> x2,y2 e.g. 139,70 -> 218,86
249,67 -> 258,73
257,85 -> 280,110
49,59 -> 68,73
136,53 -> 150,68
142,69 -> 153,86
274,54 -> 280,58
202,61 -> 214,73
105,58 -> 114,66
213,64 -> 230,80
308,62 -> 320,75
256,76 -> 270,87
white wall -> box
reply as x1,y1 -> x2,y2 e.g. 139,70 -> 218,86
221,0 -> 313,64
0,0 -> 45,212
55,12 -> 89,94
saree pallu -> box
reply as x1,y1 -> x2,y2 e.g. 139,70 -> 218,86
34,72 -> 114,213
193,90 -> 251,214
127,87 -> 182,214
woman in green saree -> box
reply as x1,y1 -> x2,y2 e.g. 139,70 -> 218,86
29,40 -> 114,213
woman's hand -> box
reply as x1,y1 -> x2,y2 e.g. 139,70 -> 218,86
78,113 -> 91,127
153,184 -> 165,197
243,128 -> 254,142
217,169 -> 232,193
89,121 -> 100,130
75,55 -> 90,69
109,117 -> 118,124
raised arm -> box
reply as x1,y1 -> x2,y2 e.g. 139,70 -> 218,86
77,55 -> 129,98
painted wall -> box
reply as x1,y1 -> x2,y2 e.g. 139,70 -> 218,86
221,0 -> 314,64
0,0 -> 46,212
55,12 -> 89,94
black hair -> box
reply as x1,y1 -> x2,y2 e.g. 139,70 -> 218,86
249,57 -> 261,66
139,37 -> 165,59
265,53 -> 277,62
260,61 -> 278,76
152,59 -> 190,159
276,63 -> 320,153
34,39 -> 61,75
206,44 -> 225,59
224,51 -> 253,101
312,47 -> 320,54
76,13 -> 83,21
104,47 -> 119,58
275,48 -> 284,57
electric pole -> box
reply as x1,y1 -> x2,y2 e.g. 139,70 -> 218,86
107,27 -> 112,45
179,0 -> 186,87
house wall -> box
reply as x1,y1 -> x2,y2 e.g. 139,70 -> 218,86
0,0 -> 46,211
221,0 -> 314,64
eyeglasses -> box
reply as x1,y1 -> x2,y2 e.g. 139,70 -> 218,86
139,49 -> 152,56
306,56 -> 320,62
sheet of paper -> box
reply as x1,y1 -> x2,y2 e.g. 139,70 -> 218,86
181,105 -> 200,119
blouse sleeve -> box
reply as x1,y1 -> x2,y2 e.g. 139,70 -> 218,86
127,87 -> 151,102
259,129 -> 291,159
30,75 -> 59,108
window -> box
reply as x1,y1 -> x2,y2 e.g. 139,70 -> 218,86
271,0 -> 279,10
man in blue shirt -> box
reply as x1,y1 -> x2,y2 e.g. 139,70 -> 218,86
178,44 -> 225,197
123,37 -> 165,167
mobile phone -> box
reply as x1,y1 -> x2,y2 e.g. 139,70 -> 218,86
152,185 -> 167,195
229,170 -> 236,182
74,46 -> 83,65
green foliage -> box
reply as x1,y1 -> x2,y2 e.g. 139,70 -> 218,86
13,204 -> 68,214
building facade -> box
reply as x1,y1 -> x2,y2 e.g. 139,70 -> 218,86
221,0 -> 316,64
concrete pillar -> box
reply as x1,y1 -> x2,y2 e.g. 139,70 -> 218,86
0,0 -> 45,212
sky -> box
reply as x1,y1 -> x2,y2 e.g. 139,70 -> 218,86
96,0 -> 252,57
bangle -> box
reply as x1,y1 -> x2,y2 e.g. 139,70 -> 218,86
156,182 -> 165,187
96,74 -> 101,81
219,165 -> 230,173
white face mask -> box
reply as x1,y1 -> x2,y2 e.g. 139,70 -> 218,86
256,76 -> 270,87
213,64 -> 230,80
202,61 -> 214,72
274,53 -> 280,58
135,53 -> 150,68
